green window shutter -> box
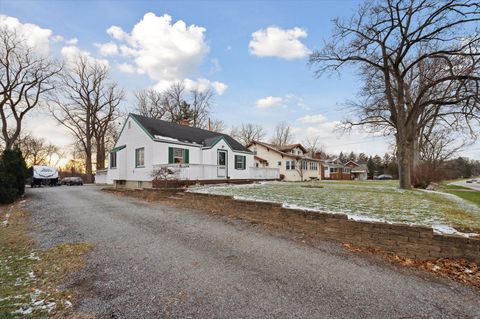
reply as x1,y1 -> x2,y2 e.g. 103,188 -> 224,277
242,156 -> 246,169
168,147 -> 174,164
184,149 -> 189,164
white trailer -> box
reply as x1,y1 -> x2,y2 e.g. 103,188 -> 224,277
30,166 -> 59,187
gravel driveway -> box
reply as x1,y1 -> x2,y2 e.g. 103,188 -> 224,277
26,186 -> 480,318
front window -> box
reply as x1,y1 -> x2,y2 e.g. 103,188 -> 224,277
168,147 -> 189,164
235,155 -> 246,170
173,148 -> 184,163
110,152 -> 117,169
277,161 -> 282,166
135,148 -> 145,167
286,161 -> 291,170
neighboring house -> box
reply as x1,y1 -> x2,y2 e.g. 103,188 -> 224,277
246,141 -> 321,181
321,158 -> 351,180
106,114 -> 279,188
321,159 -> 369,180
344,161 -> 369,180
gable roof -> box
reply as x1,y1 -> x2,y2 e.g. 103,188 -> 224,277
247,140 -> 320,162
130,114 -> 250,153
277,144 -> 308,154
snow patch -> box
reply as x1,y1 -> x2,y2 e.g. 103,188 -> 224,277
432,224 -> 478,237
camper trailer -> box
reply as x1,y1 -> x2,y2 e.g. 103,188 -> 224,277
29,166 -> 59,187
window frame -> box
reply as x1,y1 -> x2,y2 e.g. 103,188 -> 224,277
234,155 -> 246,170
110,152 -> 117,169
135,147 -> 145,168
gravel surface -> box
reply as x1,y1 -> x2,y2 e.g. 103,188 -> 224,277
26,185 -> 480,318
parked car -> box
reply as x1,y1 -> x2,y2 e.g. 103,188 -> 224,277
60,177 -> 84,186
466,179 -> 478,183
376,174 -> 393,180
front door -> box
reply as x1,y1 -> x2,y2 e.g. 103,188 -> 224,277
217,150 -> 227,178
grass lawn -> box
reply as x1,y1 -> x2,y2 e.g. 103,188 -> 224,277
191,180 -> 480,234
0,202 -> 92,318
439,184 -> 480,207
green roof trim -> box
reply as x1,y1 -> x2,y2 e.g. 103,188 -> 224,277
110,145 -> 126,153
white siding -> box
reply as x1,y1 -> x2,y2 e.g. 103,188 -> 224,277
107,115 -> 266,183
249,143 -> 320,182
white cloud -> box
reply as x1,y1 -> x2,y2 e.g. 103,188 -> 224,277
249,26 -> 310,60
65,38 -> 78,45
256,96 -> 284,109
104,13 -> 227,95
117,62 -> 136,74
106,25 -> 128,40
297,114 -> 328,124
0,15 -> 52,55
154,78 -> 227,95
209,58 -> 221,74
61,45 -> 109,67
95,42 -> 118,56
105,13 -> 209,82
211,81 -> 228,95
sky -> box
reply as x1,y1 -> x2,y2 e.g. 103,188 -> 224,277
1,0 -> 479,160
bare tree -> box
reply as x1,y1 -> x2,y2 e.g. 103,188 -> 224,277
303,135 -> 325,158
208,118 -> 226,133
141,82 -> 214,128
134,88 -> 167,119
310,0 -> 480,189
52,56 -> 124,182
190,88 -> 214,128
0,27 -> 62,150
14,133 -> 64,166
231,123 -> 267,145
420,128 -> 467,169
271,121 -> 294,146
92,85 -> 124,170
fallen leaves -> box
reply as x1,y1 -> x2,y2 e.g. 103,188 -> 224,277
343,243 -> 480,288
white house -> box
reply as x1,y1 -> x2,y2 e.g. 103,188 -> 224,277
246,141 -> 321,181
106,114 -> 279,188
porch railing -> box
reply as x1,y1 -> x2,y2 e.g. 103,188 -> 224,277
152,164 -> 279,180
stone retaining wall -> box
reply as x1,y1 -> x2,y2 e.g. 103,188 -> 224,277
104,187 -> 480,264
187,193 -> 480,264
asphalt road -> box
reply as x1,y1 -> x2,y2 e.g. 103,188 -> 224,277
26,186 -> 480,318
451,180 -> 480,191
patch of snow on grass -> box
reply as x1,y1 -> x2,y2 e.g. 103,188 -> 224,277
431,225 -> 478,238
189,181 -> 480,234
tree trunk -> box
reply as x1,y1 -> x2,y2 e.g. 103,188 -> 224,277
95,135 -> 106,170
397,136 -> 413,190
85,150 -> 93,183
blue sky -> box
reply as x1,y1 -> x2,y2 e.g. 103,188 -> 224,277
2,0 -> 478,158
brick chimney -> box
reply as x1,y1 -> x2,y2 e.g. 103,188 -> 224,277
181,117 -> 190,126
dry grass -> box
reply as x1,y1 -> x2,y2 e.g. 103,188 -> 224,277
0,201 -> 93,318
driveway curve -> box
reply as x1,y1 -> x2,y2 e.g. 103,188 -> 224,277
26,186 -> 480,318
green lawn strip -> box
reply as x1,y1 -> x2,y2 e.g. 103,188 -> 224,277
0,204 -> 92,318
438,184 -> 480,207
197,181 -> 480,233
